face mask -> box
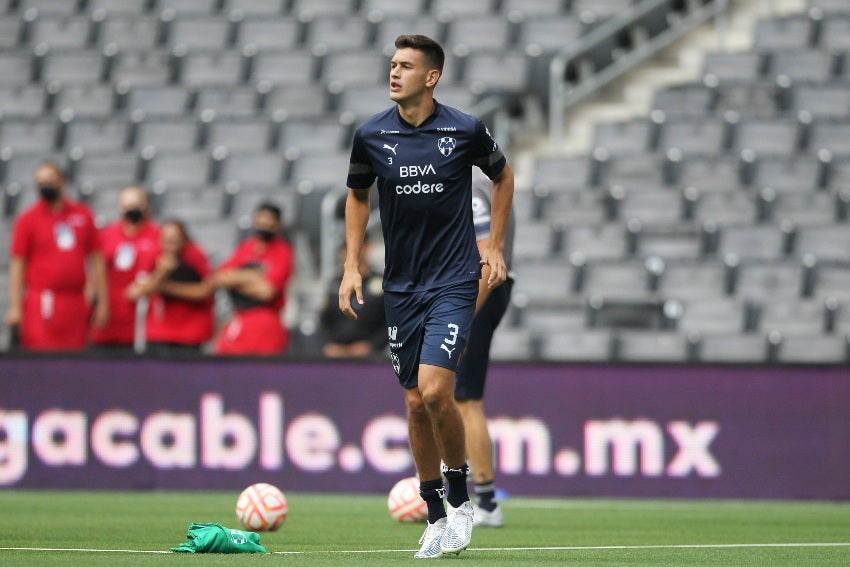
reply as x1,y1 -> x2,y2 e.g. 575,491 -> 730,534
39,186 -> 60,202
255,229 -> 276,242
123,208 -> 144,224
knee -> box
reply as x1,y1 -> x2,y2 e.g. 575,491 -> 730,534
418,381 -> 453,412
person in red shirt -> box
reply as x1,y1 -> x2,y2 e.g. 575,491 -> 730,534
89,186 -> 160,352
211,202 -> 294,356
5,162 -> 108,351
127,219 -> 214,357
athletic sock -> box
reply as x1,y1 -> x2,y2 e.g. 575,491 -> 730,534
442,463 -> 470,508
419,478 -> 447,524
474,480 -> 498,512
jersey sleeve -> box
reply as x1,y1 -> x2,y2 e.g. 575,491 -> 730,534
10,213 -> 32,259
262,242 -> 294,293
346,128 -> 376,190
469,119 -> 506,180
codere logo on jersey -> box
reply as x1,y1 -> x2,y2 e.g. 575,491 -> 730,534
396,164 -> 443,194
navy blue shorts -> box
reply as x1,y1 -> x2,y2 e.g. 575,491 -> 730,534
455,279 -> 513,401
384,280 -> 478,389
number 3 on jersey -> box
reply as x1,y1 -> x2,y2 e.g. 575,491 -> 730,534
440,323 -> 459,359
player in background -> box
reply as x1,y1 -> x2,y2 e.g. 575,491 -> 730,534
90,186 -> 159,353
6,162 -> 108,350
339,34 -> 514,559
455,173 -> 516,528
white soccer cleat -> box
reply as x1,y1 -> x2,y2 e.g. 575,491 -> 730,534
473,504 -> 504,528
440,501 -> 474,554
414,517 -> 446,559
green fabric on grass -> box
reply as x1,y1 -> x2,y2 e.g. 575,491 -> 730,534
171,522 -> 267,553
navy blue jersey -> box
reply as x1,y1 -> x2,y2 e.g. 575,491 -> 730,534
347,101 -> 506,292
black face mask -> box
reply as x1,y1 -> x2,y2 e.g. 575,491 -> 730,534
123,208 -> 144,224
39,186 -> 60,203
255,229 -> 276,242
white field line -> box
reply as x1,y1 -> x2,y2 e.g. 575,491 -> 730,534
2,542 -> 849,555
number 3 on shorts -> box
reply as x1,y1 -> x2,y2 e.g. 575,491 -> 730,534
444,323 -> 459,346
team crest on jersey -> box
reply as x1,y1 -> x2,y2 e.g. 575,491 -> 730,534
437,137 -> 456,157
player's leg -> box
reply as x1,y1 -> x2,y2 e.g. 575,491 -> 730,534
385,290 -> 449,558
455,280 -> 512,527
418,281 -> 478,554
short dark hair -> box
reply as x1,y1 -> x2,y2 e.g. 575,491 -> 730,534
257,201 -> 282,222
394,34 -> 445,74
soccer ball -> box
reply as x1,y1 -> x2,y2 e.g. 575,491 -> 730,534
235,482 -> 288,531
387,476 -> 427,523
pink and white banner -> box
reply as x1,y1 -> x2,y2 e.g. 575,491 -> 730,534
1,357 -> 848,499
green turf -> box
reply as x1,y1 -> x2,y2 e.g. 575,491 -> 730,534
1,491 -> 848,566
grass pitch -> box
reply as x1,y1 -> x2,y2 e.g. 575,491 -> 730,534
1,490 -> 849,566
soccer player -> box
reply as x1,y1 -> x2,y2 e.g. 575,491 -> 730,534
455,174 -> 516,528
211,202 -> 294,356
339,34 -> 514,559
6,162 -> 108,350
89,186 -> 160,352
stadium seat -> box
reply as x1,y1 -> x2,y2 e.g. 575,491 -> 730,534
697,333 -> 767,363
502,0 -> 567,18
135,117 -> 200,151
614,331 -> 692,363
777,335 -> 848,364
565,224 -> 626,261
462,51 -> 534,94
713,83 -> 778,119
194,86 -> 258,117
53,84 -> 116,118
445,15 -> 514,52
111,51 -> 171,87
538,329 -> 613,362
251,50 -> 317,85
652,84 -> 716,118
488,327 -> 537,361
658,118 -> 725,156
235,17 -> 300,51
208,117 -> 274,152
88,0 -> 152,17
168,16 -> 233,50
718,225 -> 784,261
592,119 -> 653,156
180,51 -> 243,87
522,305 -> 586,333
753,16 -> 813,50
373,15 -> 443,52
510,260 -> 573,305
125,84 -> 190,116
158,0 -> 220,16
702,51 -> 763,82
41,49 -> 108,85
223,0 -> 287,17
0,16 -> 23,49
65,119 -> 129,152
362,0 -> 426,18
808,122 -> 850,156
290,0 -> 355,18
31,15 -> 93,49
0,85 -> 46,118
0,118 -> 57,153
320,50 -> 387,88
582,261 -> 654,300
736,262 -> 802,298
20,0 -> 81,16
220,151 -> 286,186
305,15 -> 371,51
75,151 -> 140,188
733,118 -> 801,156
819,16 -> 850,51
431,0 -> 495,18
264,83 -> 328,119
796,224 -> 850,262
767,49 -> 835,83
792,85 -> 850,119
146,150 -> 212,186
760,298 -> 831,336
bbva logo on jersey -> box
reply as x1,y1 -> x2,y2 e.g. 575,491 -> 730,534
437,137 -> 456,157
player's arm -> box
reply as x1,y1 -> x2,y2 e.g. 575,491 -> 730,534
158,280 -> 214,302
5,256 -> 24,327
339,188 -> 370,320
475,238 -> 494,315
89,251 -> 110,328
212,269 -> 275,302
480,162 -> 514,289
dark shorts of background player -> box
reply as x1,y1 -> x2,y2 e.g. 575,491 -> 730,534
455,278 -> 513,401
384,280 -> 478,389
